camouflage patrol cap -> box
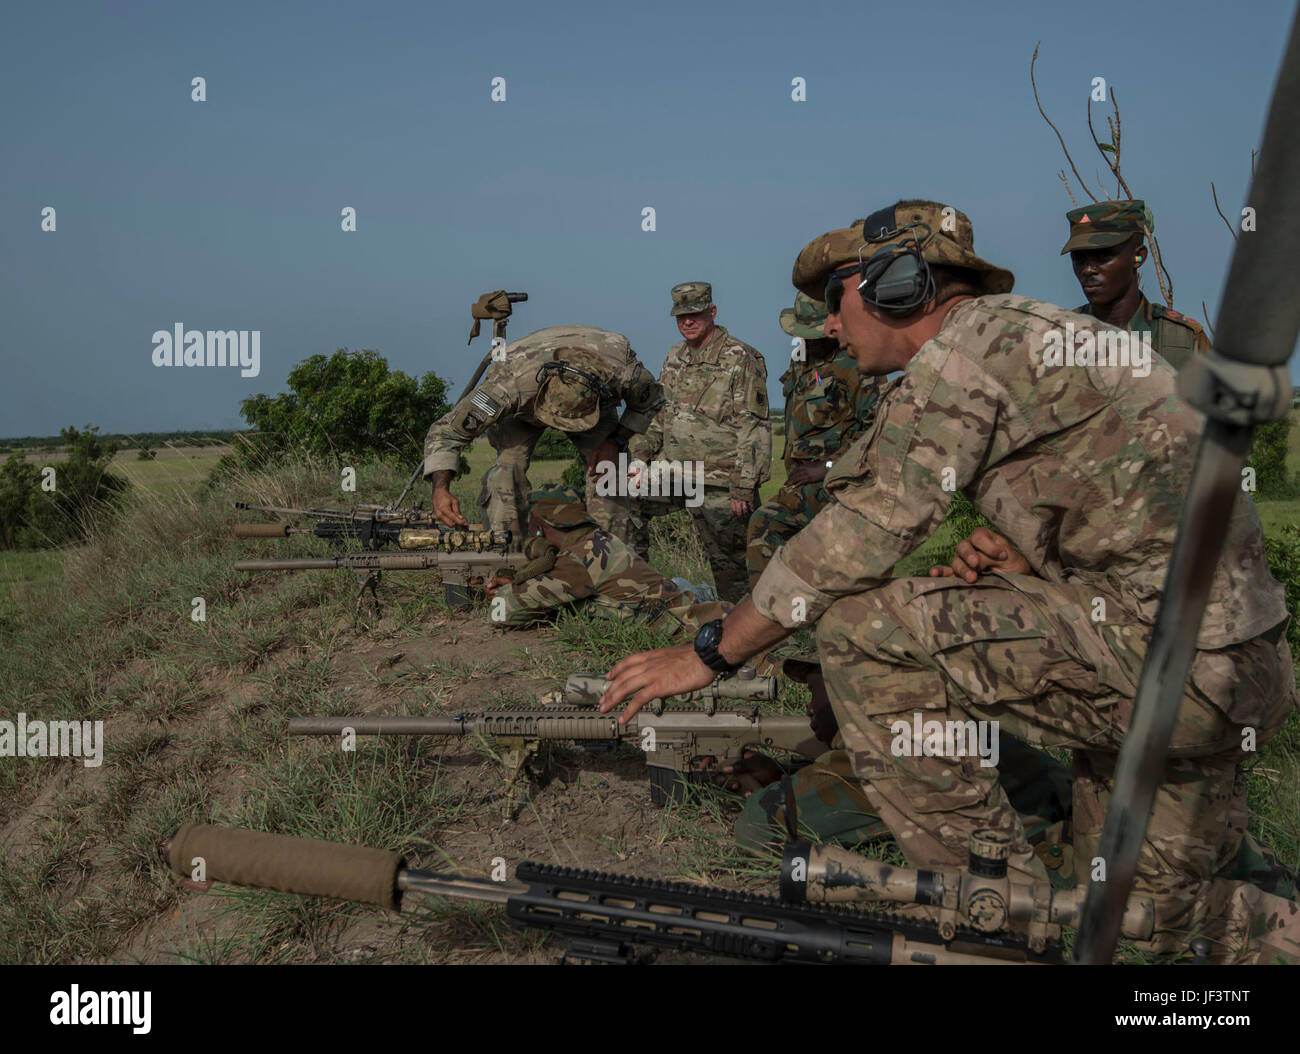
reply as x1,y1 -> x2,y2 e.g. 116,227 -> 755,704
791,201 -> 1014,300
670,281 -> 713,316
533,348 -> 609,432
527,486 -> 594,530
779,292 -> 828,339
1060,199 -> 1153,254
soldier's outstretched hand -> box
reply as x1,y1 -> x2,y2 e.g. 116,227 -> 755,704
600,644 -> 714,723
432,486 -> 469,527
930,526 -> 1032,582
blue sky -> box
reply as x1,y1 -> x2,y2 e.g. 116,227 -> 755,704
1,0 -> 1294,437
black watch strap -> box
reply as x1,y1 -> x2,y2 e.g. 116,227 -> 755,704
694,619 -> 742,675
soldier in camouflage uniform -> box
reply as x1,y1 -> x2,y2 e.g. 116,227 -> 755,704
628,283 -> 771,603
745,293 -> 880,590
601,200 -> 1298,963
1063,199 -> 1210,371
486,486 -> 731,633
423,325 -> 662,543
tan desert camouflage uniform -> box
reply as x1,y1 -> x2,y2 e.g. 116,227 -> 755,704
491,487 -> 730,632
1060,199 -> 1210,371
745,293 -> 880,589
423,325 -> 662,542
629,285 -> 772,602
750,291 -> 1298,963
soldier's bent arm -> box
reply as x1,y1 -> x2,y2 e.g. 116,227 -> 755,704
614,361 -> 665,437
730,353 -> 771,497
750,337 -> 1002,628
493,555 -> 599,626
422,379 -> 516,480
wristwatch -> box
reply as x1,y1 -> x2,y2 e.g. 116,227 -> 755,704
693,619 -> 743,675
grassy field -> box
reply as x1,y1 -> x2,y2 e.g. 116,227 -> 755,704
0,420 -> 1296,966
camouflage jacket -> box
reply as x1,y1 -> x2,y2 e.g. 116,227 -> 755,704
1074,294 -> 1210,372
780,346 -> 880,475
422,326 -> 663,477
493,522 -> 731,631
752,294 -> 1287,651
627,325 -> 772,497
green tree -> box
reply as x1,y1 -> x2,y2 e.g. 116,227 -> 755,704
1250,417 -> 1294,499
0,425 -> 128,549
238,350 -> 453,466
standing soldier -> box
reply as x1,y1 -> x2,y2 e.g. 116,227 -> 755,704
746,292 -> 881,590
423,325 -> 662,543
629,282 -> 771,603
1063,198 -> 1209,370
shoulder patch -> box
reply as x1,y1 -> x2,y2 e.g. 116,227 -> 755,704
1152,303 -> 1204,332
471,390 -> 502,417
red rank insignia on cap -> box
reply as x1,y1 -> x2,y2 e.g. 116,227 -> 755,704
1079,213 -> 1091,223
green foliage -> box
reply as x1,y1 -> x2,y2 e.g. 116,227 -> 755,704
560,455 -> 587,490
0,426 -> 128,550
1264,523 -> 1300,652
237,349 -> 453,468
0,429 -> 240,453
136,446 -> 157,461
1251,418 -> 1295,499
535,429 -> 578,460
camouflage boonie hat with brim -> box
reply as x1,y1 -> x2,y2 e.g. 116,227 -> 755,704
779,292 -> 828,339
670,281 -> 713,316
533,348 -> 608,432
791,201 -> 1014,300
528,485 -> 594,530
1060,199 -> 1153,254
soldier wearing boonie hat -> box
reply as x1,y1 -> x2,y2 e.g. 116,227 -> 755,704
423,325 -> 664,546
626,282 -> 772,603
1061,199 -> 1209,371
602,197 -> 1294,962
744,292 -> 880,590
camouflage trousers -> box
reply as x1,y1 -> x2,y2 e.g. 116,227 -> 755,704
630,487 -> 750,603
745,479 -> 828,591
816,573 -> 1298,962
478,416 -> 633,543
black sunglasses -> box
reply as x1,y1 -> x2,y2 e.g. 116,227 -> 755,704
824,263 -> 863,314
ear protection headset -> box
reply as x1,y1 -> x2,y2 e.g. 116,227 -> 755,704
844,206 -> 938,318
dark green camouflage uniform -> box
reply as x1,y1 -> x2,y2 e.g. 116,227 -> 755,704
490,487 -> 730,633
745,293 -> 879,589
1061,199 -> 1211,371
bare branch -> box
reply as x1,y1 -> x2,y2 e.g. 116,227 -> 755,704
1059,171 -> 1080,207
1201,300 -> 1216,342
1031,42 -> 1098,202
1211,181 -> 1239,241
1144,223 -> 1174,307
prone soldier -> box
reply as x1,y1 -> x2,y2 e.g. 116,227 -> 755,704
628,283 -> 771,603
746,292 -> 881,590
1063,198 -> 1210,371
423,326 -> 662,542
485,485 -> 731,634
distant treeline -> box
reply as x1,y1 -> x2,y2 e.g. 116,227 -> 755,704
0,430 -> 244,454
